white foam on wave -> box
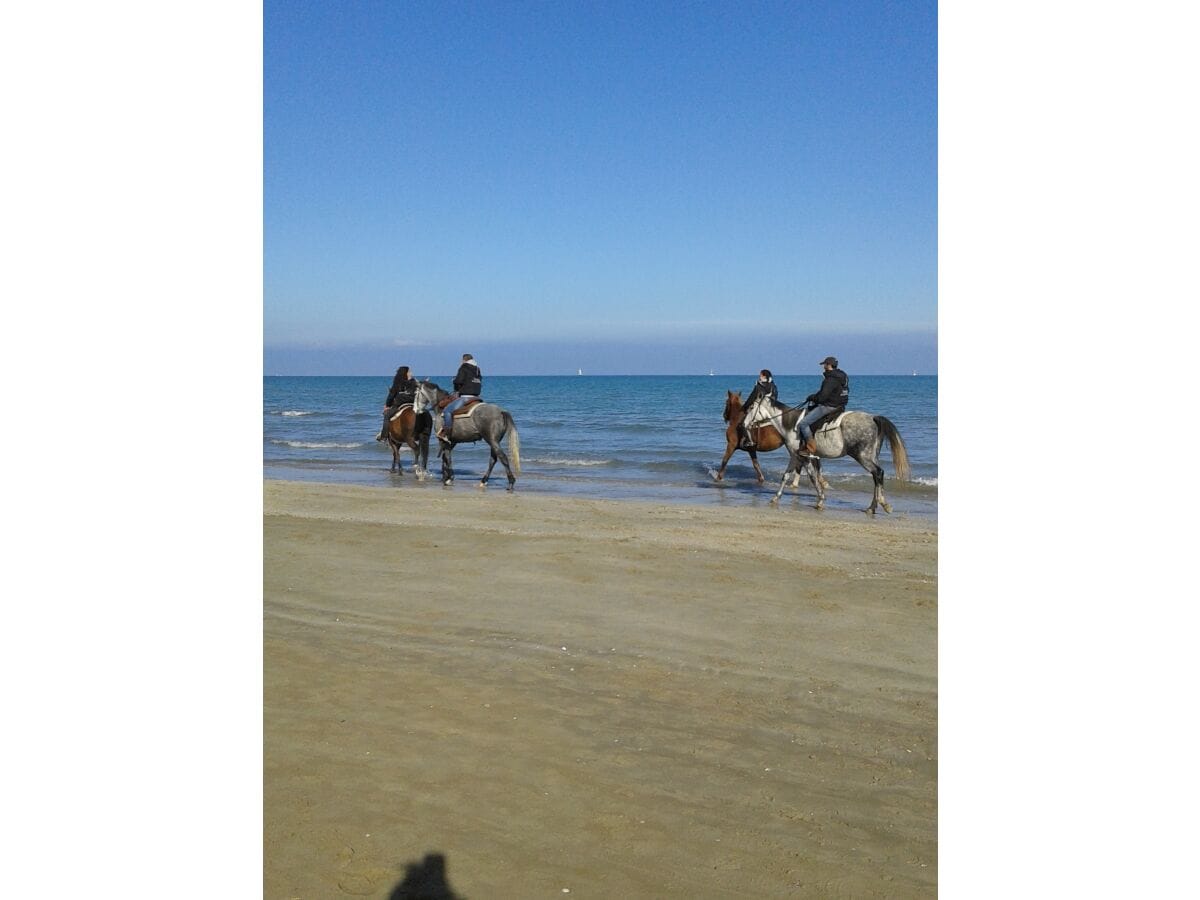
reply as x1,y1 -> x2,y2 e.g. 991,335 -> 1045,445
910,476 -> 938,486
529,457 -> 613,467
280,410 -> 314,416
272,440 -> 364,449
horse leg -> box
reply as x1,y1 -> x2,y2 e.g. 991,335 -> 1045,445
484,436 -> 517,490
809,458 -> 826,510
715,439 -> 737,481
852,450 -> 887,514
479,445 -> 499,487
770,452 -> 800,504
388,437 -> 402,474
749,449 -> 766,484
441,445 -> 453,484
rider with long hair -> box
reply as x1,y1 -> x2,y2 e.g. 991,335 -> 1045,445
376,364 -> 418,442
738,369 -> 777,450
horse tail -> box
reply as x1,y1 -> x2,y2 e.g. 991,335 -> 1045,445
504,412 -> 521,476
875,416 -> 910,481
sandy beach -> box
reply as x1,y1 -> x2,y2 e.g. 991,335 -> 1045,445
264,479 -> 937,897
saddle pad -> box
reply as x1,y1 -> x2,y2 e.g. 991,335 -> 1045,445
452,399 -> 484,418
815,410 -> 851,433
388,403 -> 413,422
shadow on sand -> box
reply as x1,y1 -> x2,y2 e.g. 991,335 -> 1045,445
389,852 -> 463,900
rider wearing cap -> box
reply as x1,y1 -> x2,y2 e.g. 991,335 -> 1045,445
437,353 -> 482,443
797,356 -> 849,455
738,369 -> 778,450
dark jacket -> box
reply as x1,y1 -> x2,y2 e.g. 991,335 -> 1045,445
745,379 -> 778,409
385,373 -> 418,407
454,362 -> 482,396
807,368 -> 849,409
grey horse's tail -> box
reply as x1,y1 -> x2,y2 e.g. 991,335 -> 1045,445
503,412 -> 521,476
874,416 -> 910,481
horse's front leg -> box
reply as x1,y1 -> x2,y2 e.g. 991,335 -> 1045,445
440,446 -> 454,484
714,439 -> 737,481
770,453 -> 799,504
389,441 -> 402,475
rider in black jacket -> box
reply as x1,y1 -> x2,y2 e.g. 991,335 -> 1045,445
376,365 -> 418,441
738,369 -> 778,450
797,356 -> 849,454
438,354 -> 482,442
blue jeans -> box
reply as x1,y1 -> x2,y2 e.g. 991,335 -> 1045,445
442,395 -> 476,430
798,405 -> 838,442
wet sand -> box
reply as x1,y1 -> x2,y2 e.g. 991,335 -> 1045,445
264,479 -> 937,897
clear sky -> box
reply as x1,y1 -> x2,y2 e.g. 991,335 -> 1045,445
265,0 -> 937,374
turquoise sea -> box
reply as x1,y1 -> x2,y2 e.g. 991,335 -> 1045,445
264,375 -> 937,517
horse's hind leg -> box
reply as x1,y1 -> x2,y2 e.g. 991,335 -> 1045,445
853,451 -> 888,514
484,437 -> 516,490
479,446 -> 499,487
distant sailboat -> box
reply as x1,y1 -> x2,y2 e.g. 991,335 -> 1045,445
578,368 -> 583,376
708,368 -> 715,376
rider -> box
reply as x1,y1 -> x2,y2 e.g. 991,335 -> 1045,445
437,353 -> 482,443
375,364 -> 418,441
797,356 -> 849,455
738,369 -> 777,450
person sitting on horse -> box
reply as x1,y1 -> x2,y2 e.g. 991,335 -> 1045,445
437,353 -> 482,443
738,369 -> 778,450
376,364 -> 418,441
797,356 -> 849,455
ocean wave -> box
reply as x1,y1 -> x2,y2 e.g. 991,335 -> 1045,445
279,410 -> 315,416
271,440 -> 365,449
911,476 -> 937,486
528,457 -> 616,467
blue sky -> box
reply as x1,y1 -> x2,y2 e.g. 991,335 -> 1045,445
265,0 -> 937,374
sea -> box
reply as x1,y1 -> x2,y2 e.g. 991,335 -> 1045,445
264,375 -> 937,517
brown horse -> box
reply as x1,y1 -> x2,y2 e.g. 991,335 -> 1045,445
382,404 -> 432,476
715,390 -> 810,486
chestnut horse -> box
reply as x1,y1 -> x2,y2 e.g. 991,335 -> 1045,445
382,404 -> 432,476
715,390 -> 808,485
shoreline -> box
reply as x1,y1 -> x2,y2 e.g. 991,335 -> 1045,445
265,479 -> 937,896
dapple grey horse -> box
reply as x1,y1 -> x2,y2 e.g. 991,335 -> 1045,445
412,381 -> 521,490
757,404 -> 910,513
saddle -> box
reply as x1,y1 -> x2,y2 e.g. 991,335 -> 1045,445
388,402 -> 413,422
436,394 -> 483,417
810,409 -> 850,433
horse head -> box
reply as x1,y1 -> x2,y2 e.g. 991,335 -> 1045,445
723,390 -> 741,422
412,380 -> 440,415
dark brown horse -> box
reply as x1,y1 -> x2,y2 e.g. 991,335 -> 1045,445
715,390 -> 801,484
382,403 -> 432,476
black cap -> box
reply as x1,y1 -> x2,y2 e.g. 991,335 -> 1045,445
820,356 -> 838,367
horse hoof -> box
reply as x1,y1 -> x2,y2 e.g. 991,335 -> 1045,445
882,503 -> 893,514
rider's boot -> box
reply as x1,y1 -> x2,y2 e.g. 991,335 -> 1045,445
437,421 -> 452,444
803,437 -> 817,455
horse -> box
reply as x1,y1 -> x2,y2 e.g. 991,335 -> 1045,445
763,403 -> 911,514
381,403 -> 432,477
412,381 -> 521,490
715,390 -> 813,487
